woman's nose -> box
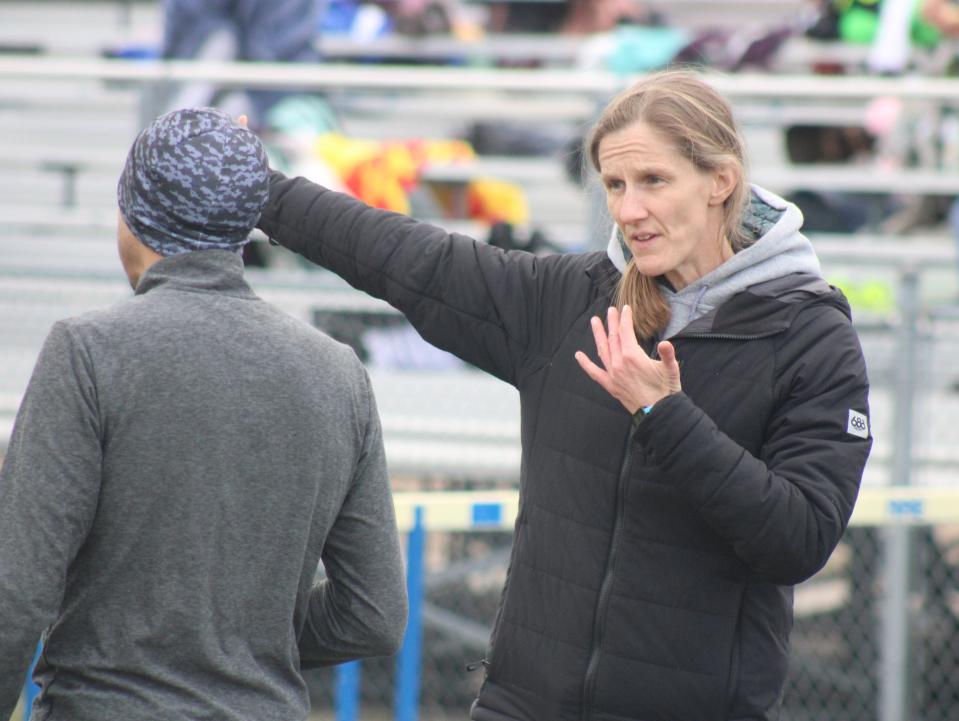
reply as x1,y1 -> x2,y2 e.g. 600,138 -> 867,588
616,189 -> 649,225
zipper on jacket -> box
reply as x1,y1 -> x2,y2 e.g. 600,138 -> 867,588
674,329 -> 784,342
580,426 -> 636,721
465,658 -> 488,672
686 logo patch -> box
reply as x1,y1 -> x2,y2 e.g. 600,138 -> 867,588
847,409 -> 869,439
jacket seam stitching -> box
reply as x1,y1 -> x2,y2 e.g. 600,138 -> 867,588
623,530 -> 744,559
498,616 -> 588,651
594,647 -> 722,678
513,556 -> 603,594
534,441 -> 623,482
481,675 -> 580,714
694,448 -> 744,513
527,497 -> 616,534
605,587 -> 737,618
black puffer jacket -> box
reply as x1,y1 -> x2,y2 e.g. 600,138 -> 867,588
258,173 -> 872,721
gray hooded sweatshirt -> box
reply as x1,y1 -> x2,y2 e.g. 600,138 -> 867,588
605,185 -> 823,338
0,250 -> 407,721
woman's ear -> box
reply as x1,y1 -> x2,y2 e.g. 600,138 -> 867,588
708,162 -> 739,207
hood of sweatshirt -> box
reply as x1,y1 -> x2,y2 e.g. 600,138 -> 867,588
605,184 -> 823,339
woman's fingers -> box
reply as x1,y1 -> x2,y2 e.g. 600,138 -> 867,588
591,316 -> 611,369
578,314 -> 682,414
575,351 -> 612,393
619,305 -> 641,352
606,306 -> 622,364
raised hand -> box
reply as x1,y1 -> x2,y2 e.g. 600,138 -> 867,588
574,305 -> 681,414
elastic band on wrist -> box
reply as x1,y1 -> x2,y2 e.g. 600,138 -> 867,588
631,403 -> 655,427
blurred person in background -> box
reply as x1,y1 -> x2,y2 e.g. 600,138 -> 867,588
255,70 -> 871,720
0,108 -> 407,721
161,0 -> 323,130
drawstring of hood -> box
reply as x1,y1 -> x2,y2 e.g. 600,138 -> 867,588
689,284 -> 710,326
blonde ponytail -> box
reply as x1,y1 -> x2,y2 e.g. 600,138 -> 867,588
615,261 -> 670,342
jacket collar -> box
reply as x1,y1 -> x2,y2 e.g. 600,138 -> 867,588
675,273 -> 849,338
135,249 -> 256,299
586,253 -> 620,299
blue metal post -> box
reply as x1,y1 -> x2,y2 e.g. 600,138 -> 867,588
23,641 -> 41,721
335,660 -> 362,721
395,506 -> 425,721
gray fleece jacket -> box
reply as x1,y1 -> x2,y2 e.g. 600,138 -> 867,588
0,250 -> 407,721
606,184 -> 823,338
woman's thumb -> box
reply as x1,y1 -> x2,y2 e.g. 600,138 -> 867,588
658,341 -> 682,391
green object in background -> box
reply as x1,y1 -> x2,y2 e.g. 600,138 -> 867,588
838,6 -> 879,44
911,13 -> 941,47
837,0 -> 941,47
829,275 -> 896,313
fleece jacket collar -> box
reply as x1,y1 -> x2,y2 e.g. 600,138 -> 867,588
135,249 -> 256,300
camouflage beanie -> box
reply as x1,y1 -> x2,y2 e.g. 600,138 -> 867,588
117,107 -> 270,256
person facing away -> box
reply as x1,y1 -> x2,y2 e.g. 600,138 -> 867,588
0,108 -> 407,721
254,70 -> 872,720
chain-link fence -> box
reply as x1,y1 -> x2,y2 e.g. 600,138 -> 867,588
783,524 -> 959,721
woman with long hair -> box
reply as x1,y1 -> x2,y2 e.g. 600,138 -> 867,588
257,70 -> 871,721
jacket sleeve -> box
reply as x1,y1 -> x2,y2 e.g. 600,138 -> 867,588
257,171 -> 590,384
297,373 -> 408,667
0,322 -> 102,717
635,305 -> 871,585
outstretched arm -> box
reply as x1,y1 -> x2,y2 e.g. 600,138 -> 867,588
257,171 -> 595,384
